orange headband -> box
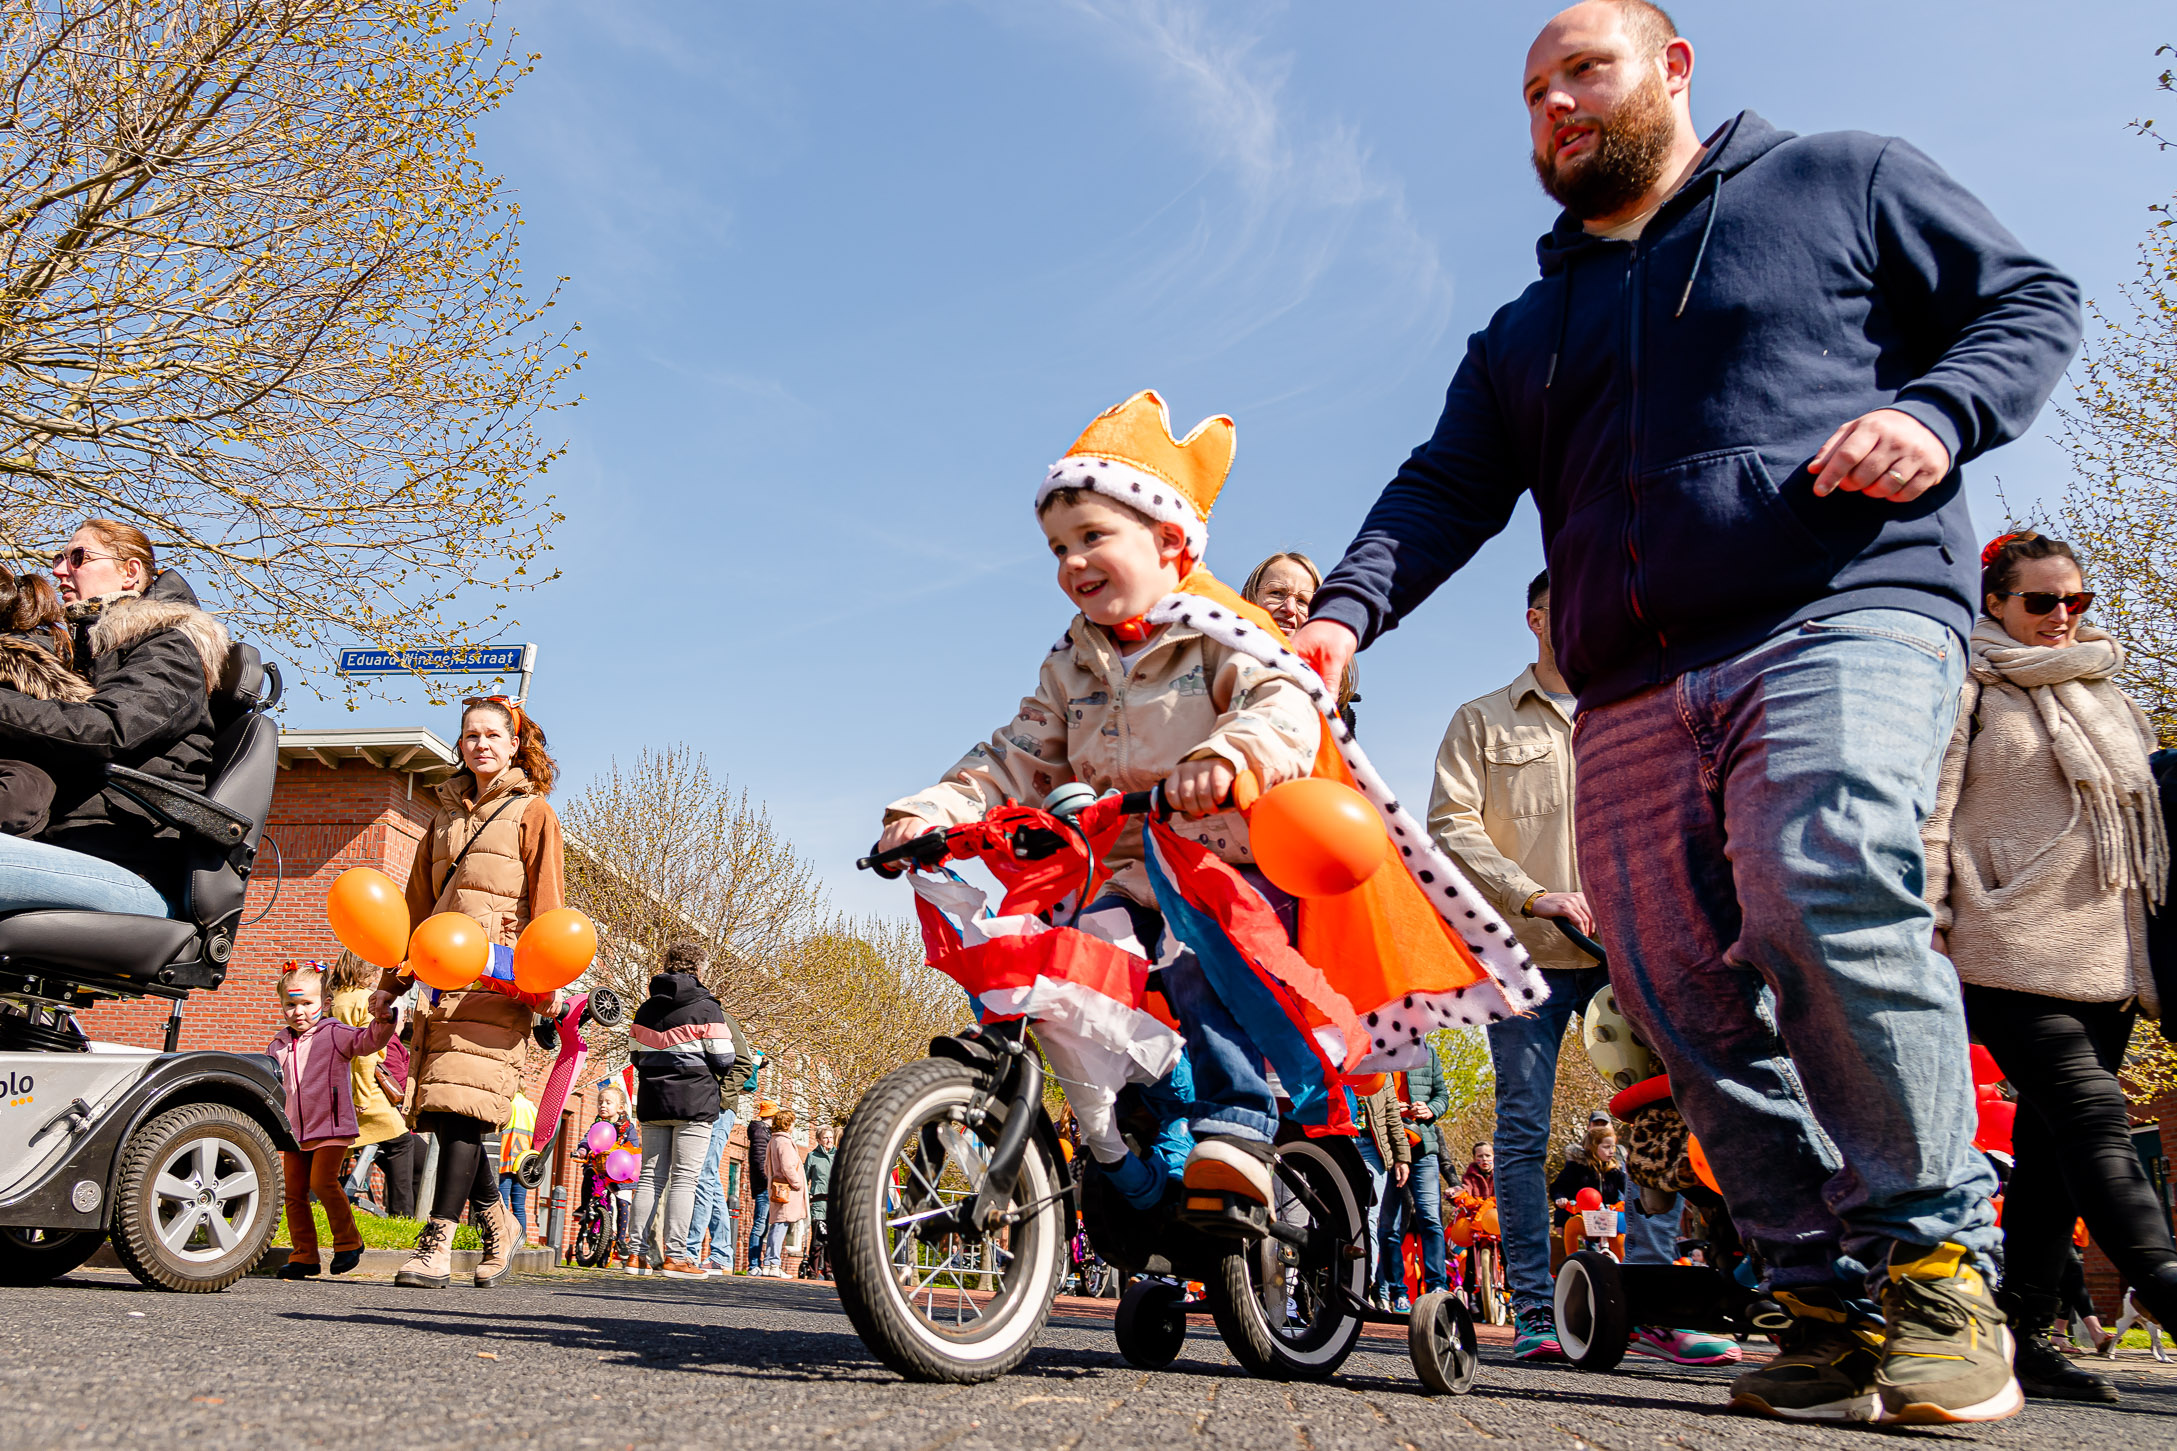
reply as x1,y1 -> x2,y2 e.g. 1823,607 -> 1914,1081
465,694 -> 525,740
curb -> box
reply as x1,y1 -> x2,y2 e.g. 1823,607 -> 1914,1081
82,1242 -> 556,1276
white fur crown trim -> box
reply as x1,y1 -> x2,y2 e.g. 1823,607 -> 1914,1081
1038,456 -> 1209,559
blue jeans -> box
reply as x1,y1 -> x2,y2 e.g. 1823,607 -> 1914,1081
1378,1153 -> 1449,1294
1488,964 -> 1609,1314
1355,1136 -> 1390,1286
685,1109 -> 736,1269
1574,609 -> 1997,1294
747,1191 -> 771,1267
0,833 -> 166,915
497,1174 -> 528,1235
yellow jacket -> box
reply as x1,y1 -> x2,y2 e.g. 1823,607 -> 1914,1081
887,613 -> 1319,907
1424,666 -> 1595,972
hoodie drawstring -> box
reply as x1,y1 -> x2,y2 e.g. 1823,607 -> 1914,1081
1674,171 -> 1723,319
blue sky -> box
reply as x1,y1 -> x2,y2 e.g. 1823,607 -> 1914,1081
308,0 -> 2172,918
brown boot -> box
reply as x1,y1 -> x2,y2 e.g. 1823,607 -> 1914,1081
474,1197 -> 521,1288
394,1218 -> 455,1288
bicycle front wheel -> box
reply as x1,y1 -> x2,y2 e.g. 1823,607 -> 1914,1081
832,1058 -> 1066,1383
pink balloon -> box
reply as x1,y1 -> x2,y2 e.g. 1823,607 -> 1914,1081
604,1148 -> 639,1183
585,1122 -> 618,1156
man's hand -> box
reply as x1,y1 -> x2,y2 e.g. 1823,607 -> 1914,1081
1410,1103 -> 1435,1124
1809,408 -> 1951,501
877,814 -> 938,853
1526,890 -> 1595,936
1165,757 -> 1237,818
1393,1162 -> 1411,1188
1288,618 -> 1358,693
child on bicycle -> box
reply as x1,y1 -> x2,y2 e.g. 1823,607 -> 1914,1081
877,390 -> 1319,1222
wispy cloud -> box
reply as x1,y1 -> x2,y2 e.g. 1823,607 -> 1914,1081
1040,0 -> 1456,369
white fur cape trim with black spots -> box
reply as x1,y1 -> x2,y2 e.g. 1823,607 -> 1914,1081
1143,592 -> 1553,1065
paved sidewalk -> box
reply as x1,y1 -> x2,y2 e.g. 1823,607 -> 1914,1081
1,1267 -> 2169,1448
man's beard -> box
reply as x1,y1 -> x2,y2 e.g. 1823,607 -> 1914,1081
1532,71 -> 1675,221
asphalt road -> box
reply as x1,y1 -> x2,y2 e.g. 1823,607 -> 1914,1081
2,1267 -> 2173,1449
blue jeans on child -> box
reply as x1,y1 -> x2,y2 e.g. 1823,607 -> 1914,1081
0,833 -> 167,915
685,1108 -> 737,1270
1574,610 -> 1997,1295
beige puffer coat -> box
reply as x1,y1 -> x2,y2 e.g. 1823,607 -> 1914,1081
885,613 -> 1319,907
1924,622 -> 2166,1015
382,767 -> 565,1125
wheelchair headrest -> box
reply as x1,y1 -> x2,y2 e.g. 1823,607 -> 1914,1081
212,643 -> 282,728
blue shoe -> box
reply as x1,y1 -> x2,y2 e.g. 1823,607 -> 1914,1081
1514,1306 -> 1566,1362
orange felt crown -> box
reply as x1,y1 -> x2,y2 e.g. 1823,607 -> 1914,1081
1037,390 -> 1235,557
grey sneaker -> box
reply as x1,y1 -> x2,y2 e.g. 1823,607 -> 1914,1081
1876,1243 -> 2022,1425
1727,1286 -> 1884,1422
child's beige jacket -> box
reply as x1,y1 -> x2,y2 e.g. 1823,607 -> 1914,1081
886,614 -> 1320,907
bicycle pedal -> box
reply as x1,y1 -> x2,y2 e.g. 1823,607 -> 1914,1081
1178,1190 -> 1270,1239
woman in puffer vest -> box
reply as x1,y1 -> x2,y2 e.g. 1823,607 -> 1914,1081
382,697 -> 569,1290
1925,531 -> 2176,1404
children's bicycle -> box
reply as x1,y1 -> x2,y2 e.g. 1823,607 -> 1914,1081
570,1162 -> 618,1268
836,786 -> 1479,1393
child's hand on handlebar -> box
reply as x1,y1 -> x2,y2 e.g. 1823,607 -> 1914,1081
878,814 -> 939,853
1164,757 -> 1236,817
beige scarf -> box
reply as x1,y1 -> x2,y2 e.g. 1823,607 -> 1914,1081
1969,618 -> 2168,906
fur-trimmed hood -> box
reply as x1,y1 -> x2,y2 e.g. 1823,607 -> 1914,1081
0,636 -> 90,702
79,577 -> 231,693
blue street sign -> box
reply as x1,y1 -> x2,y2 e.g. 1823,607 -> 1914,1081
336,645 -> 527,675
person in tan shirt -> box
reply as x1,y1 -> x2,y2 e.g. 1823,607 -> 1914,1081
1424,570 -> 1732,1368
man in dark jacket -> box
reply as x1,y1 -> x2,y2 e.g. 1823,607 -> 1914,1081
0,522 -> 226,914
1292,2 -> 2074,1426
626,942 -> 742,1277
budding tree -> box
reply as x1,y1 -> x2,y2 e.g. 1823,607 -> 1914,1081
0,0 -> 577,670
2057,46 -> 2177,742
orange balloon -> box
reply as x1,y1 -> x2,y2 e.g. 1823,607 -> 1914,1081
1349,1072 -> 1388,1096
326,867 -> 411,968
1478,1202 -> 1500,1236
1247,777 -> 1390,898
512,908 -> 598,994
409,911 -> 489,991
1686,1133 -> 1721,1194
1448,1218 -> 1476,1247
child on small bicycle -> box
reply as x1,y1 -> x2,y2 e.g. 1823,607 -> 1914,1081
877,390 -> 1319,1221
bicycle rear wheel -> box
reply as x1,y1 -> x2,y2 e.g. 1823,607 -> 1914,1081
1204,1135 -> 1366,1381
833,1058 -> 1066,1383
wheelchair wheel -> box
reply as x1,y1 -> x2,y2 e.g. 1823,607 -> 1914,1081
108,1101 -> 280,1292
1114,1277 -> 1190,1369
1409,1288 -> 1480,1395
832,1058 -> 1066,1384
1554,1250 -> 1630,1371
0,1227 -> 104,1286
1203,1136 -> 1365,1381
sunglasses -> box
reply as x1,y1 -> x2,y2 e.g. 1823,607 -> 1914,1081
50,546 -> 118,570
1993,590 -> 2094,617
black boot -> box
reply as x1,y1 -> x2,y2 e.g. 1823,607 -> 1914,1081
2003,1290 -> 2118,1403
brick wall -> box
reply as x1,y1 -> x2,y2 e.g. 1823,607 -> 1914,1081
75,758 -> 433,1050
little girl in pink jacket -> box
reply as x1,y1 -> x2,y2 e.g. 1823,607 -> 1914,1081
267,961 -> 395,1279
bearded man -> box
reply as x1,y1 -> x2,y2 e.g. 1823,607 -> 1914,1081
1293,0 -> 2078,1427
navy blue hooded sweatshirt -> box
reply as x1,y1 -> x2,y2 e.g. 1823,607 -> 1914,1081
1310,112 -> 2081,708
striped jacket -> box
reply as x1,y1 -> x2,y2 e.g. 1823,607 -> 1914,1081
629,971 -> 747,1123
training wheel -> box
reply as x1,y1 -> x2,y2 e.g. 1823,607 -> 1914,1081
1553,1250 -> 1630,1372
1408,1289 -> 1479,1395
1114,1277 -> 1190,1369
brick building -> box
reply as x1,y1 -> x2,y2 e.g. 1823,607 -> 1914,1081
72,727 -> 812,1268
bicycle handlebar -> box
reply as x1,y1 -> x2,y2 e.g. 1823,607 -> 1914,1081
857,770 -> 1260,877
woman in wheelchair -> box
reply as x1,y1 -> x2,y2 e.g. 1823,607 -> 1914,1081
0,517 -> 230,918
374,696 -> 569,1290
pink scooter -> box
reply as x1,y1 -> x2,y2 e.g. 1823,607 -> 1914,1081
513,987 -> 626,1190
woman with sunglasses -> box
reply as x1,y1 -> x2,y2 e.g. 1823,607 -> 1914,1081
0,518 -> 226,916
1924,530 -> 2174,1404
378,695 -> 568,1291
